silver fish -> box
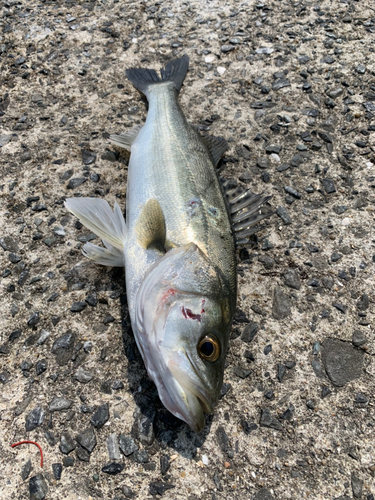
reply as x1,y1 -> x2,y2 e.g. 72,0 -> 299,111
65,56 -> 271,431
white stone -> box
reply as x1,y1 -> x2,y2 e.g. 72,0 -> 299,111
205,54 -> 215,63
217,66 -> 226,75
341,217 -> 351,226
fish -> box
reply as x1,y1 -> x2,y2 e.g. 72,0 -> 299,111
65,56 -> 272,432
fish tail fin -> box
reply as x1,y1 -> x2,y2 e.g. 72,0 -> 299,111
126,55 -> 189,96
64,198 -> 127,267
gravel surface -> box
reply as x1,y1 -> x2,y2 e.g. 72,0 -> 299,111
1,0 -> 375,499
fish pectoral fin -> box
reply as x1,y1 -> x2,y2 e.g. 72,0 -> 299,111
200,134 -> 229,167
109,124 -> 143,151
65,198 -> 127,262
135,199 -> 166,252
220,178 -> 274,248
82,241 -> 125,267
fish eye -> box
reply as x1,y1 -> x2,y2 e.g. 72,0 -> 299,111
198,335 -> 220,362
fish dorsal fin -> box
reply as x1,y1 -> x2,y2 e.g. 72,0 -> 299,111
201,134 -> 229,167
109,124 -> 143,151
220,178 -> 274,247
135,199 -> 166,252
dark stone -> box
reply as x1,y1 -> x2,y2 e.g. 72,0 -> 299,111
62,456 -> 74,467
283,269 -> 301,290
75,367 -> 93,383
160,455 -> 170,475
27,312 -> 40,327
52,463 -> 62,480
331,252 -> 342,262
102,462 -> 124,475
112,380 -> 124,390
29,474 -> 48,500
67,178 -> 87,189
258,255 -> 274,270
260,409 -> 282,431
234,366 -> 251,378
70,301 -> 87,312
320,179 -> 336,194
253,488 -> 275,500
35,359 -> 48,376
90,403 -> 109,428
276,206 -> 292,225
132,404 -> 156,446
265,144 -> 281,154
220,383 -> 231,399
351,473 -> 363,498
0,236 -> 19,252
51,332 -> 75,366
75,444 -> 90,462
0,370 -> 10,384
44,431 -> 56,446
352,330 -> 367,347
311,359 -> 325,378
21,459 -> 32,480
272,78 -> 290,91
356,293 -> 369,311
264,344 -> 272,355
59,432 -> 76,454
333,302 -> 347,314
272,287 -> 291,319
131,449 -> 149,463
8,328 -> 22,343
256,156 -> 270,169
81,149 -> 97,165
49,397 -> 72,412
25,406 -> 44,431
321,385 -> 332,398
149,481 -> 176,496
277,364 -> 286,382
85,293 -> 97,307
321,338 -> 364,387
355,393 -> 368,404
241,321 -> 259,343
284,186 -> 301,199
76,427 -> 97,453
221,45 -> 235,53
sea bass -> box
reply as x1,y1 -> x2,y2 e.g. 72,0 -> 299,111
65,56 -> 271,431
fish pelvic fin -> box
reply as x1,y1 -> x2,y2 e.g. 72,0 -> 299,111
126,55 -> 189,96
109,124 -> 143,151
220,178 -> 274,248
64,198 -> 127,266
135,199 -> 166,253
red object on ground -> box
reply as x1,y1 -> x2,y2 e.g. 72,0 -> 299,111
11,440 -> 44,467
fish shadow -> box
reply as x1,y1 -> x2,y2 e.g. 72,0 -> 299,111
111,268 -> 212,460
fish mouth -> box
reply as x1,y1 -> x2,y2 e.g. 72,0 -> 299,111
168,350 -> 215,432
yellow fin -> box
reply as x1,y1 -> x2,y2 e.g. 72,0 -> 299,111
135,199 -> 166,251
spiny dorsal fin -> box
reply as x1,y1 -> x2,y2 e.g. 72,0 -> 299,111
201,134 -> 229,167
220,178 -> 274,248
109,124 -> 143,151
135,199 -> 166,252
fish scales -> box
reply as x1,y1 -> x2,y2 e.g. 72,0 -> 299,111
126,83 -> 236,318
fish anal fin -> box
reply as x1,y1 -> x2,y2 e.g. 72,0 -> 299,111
200,134 -> 229,167
220,177 -> 274,248
135,199 -> 166,252
109,124 -> 143,151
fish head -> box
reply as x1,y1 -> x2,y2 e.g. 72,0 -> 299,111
135,243 -> 233,432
